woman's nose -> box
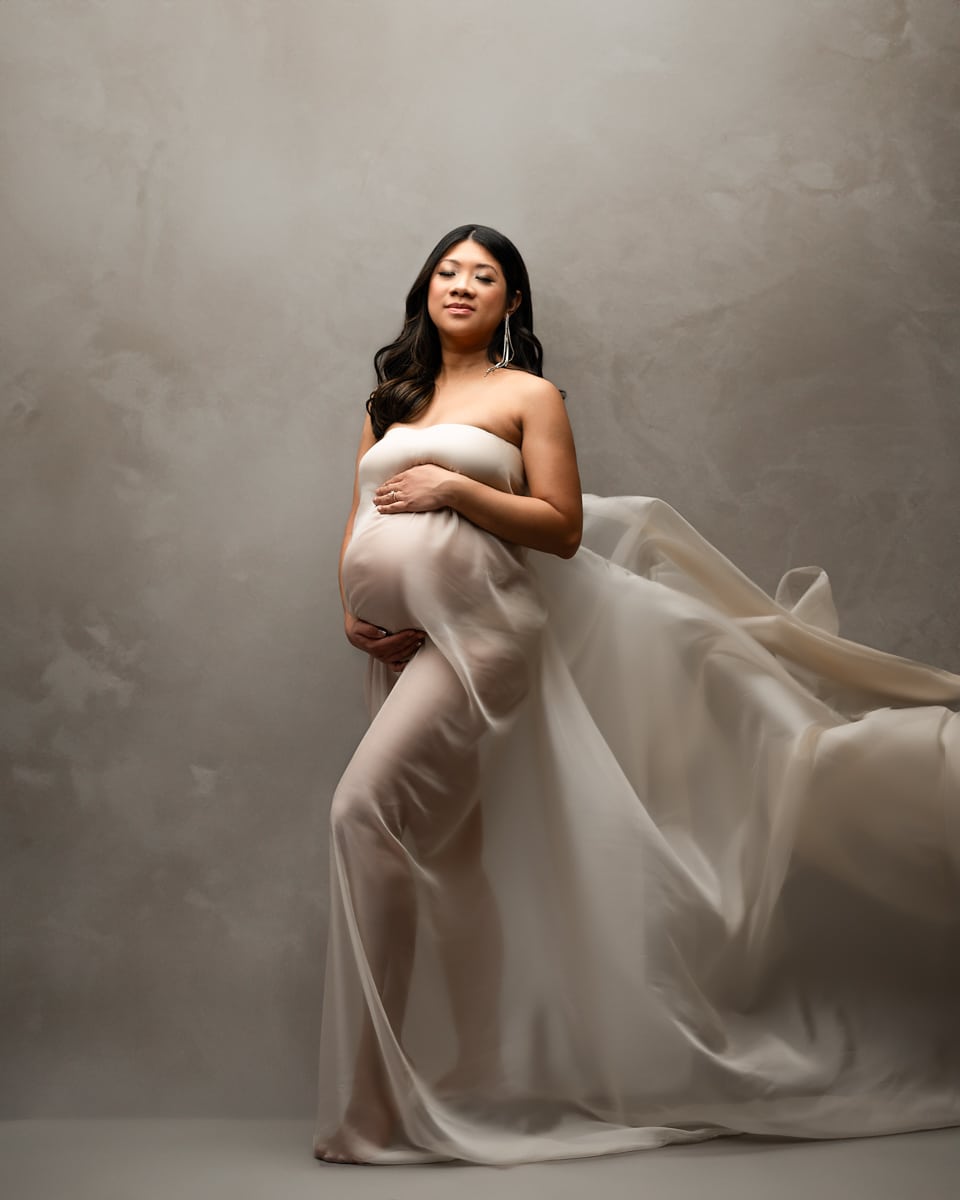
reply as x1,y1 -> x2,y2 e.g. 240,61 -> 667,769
451,275 -> 475,295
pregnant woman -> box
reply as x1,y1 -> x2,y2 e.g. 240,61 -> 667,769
315,225 -> 960,1165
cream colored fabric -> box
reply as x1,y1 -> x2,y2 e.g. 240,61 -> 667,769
316,423 -> 960,1164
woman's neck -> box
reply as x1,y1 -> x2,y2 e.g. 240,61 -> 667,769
435,348 -> 490,384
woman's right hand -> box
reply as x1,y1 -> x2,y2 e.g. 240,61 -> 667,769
344,614 -> 426,673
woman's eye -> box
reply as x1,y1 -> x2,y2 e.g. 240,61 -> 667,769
437,270 -> 455,277
477,276 -> 495,284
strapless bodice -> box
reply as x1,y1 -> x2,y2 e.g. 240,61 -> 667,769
356,423 -> 526,503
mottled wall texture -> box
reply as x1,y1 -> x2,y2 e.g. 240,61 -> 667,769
2,0 -> 958,1117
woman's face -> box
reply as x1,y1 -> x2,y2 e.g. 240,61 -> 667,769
426,239 -> 519,344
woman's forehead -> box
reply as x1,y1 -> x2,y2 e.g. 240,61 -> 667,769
439,240 -> 502,274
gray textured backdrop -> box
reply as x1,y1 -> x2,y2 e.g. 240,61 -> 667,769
2,0 -> 958,1117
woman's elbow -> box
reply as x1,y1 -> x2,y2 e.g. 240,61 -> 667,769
554,522 -> 582,559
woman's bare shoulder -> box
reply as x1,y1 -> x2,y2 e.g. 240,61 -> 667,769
501,370 -> 565,412
482,370 -> 568,444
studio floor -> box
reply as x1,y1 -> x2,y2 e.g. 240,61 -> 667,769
1,1120 -> 959,1200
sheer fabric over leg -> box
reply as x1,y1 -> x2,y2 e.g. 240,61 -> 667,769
317,640 -> 521,1160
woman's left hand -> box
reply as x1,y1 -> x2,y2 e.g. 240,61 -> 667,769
373,465 -> 459,514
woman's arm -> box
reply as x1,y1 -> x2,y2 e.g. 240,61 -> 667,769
341,416 -> 425,670
372,381 -> 583,559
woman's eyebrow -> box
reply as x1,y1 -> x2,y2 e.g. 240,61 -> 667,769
439,257 -> 500,274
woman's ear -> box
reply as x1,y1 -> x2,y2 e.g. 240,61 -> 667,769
507,292 -> 522,316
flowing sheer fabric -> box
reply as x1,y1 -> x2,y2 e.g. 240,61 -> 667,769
316,423 -> 960,1164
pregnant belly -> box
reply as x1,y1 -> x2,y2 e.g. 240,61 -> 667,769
342,508 -> 539,635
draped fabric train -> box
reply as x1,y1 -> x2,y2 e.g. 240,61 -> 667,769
316,423 -> 960,1165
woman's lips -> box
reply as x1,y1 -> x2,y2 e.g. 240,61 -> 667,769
446,305 -> 474,314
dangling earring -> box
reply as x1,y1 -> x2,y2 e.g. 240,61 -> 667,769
485,312 -> 515,375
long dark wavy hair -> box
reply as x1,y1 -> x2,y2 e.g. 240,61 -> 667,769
366,224 -> 545,438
